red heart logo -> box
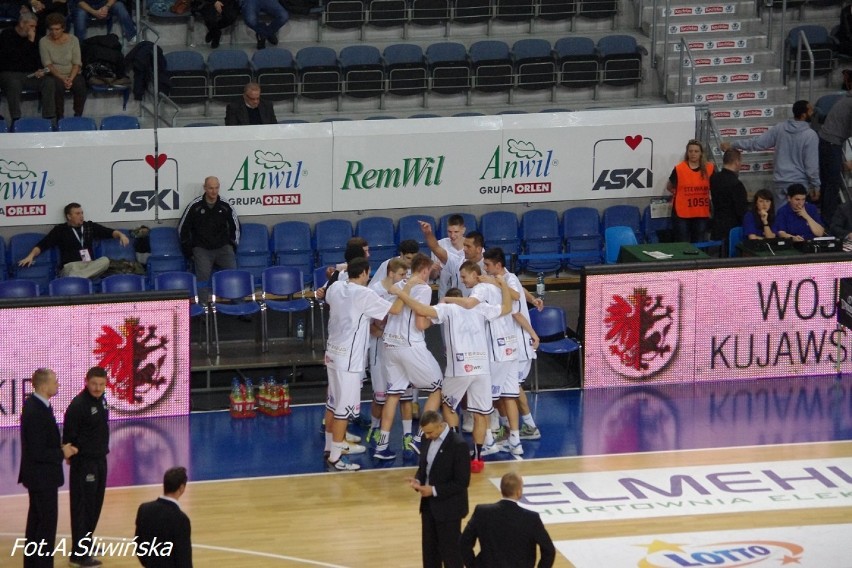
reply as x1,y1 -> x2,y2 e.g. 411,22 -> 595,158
624,135 -> 643,150
464,364 -> 473,373
145,154 -> 168,170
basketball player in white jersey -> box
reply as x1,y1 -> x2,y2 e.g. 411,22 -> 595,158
368,239 -> 419,289
420,215 -> 465,298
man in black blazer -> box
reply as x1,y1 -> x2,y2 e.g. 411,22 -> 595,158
135,466 -> 192,568
18,368 -> 78,568
460,472 -> 555,568
224,82 -> 277,126
409,410 -> 470,568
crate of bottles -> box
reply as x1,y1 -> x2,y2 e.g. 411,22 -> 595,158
258,377 -> 291,417
229,378 -> 256,418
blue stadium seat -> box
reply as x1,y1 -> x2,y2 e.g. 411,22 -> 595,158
562,206 -> 602,268
313,219 -> 353,266
602,205 -> 642,243
397,215 -> 435,256
521,209 -> 562,273
147,227 -> 187,287
728,226 -> 744,258
339,45 -> 385,99
529,306 -> 581,389
368,0 -> 407,29
154,271 -> 209,351
554,36 -> 599,93
49,276 -> 94,296
0,119 -> 7,133
102,274 -> 146,293
410,0 -> 450,27
211,269 -> 263,354
272,221 -> 313,282
100,115 -> 141,130
425,42 -> 471,97
480,211 -> 520,259
642,205 -> 672,244
597,35 -> 645,93
165,50 -> 209,107
57,116 -> 97,131
604,226 -> 638,264
513,39 -> 556,92
785,25 -> 835,80
97,229 -> 136,262
469,41 -> 514,95
296,46 -> 342,102
384,44 -> 428,99
8,232 -> 54,293
236,223 -> 271,285
536,0 -> 577,23
0,279 -> 40,298
207,49 -> 252,102
251,48 -> 298,102
319,0 -> 366,40
356,216 -> 396,272
261,265 -> 313,351
13,117 -> 53,133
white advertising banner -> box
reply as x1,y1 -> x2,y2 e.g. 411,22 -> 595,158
330,115 -> 503,211
0,107 -> 695,226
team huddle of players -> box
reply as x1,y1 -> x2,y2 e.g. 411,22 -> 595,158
319,215 -> 544,472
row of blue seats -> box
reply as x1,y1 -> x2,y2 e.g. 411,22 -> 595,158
0,204 -> 664,291
166,35 -> 643,107
0,115 -> 141,134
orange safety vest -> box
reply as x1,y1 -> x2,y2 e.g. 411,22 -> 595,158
673,161 -> 714,218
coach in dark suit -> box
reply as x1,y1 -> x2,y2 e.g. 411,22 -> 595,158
460,472 -> 555,568
18,368 -> 78,568
409,410 -> 471,568
224,82 -> 277,126
135,466 -> 192,568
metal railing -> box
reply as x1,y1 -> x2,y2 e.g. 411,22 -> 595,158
676,37 -> 697,104
787,29 -> 816,102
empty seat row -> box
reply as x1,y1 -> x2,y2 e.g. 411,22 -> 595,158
163,36 -> 644,109
318,0 -> 618,39
0,115 -> 141,133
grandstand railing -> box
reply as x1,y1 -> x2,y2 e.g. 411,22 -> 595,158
674,37 -> 696,104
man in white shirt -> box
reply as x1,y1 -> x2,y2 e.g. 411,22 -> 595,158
374,254 -> 443,460
323,257 -> 407,471
421,214 -> 466,298
389,272 -> 512,472
367,239 -> 419,288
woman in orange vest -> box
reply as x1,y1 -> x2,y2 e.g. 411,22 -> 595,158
666,139 -> 715,243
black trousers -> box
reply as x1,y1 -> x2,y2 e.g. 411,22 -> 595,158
420,507 -> 463,568
69,457 -> 107,559
24,487 -> 58,568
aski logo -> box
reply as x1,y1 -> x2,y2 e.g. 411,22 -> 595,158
93,316 -> 175,411
591,136 -> 653,191
603,284 -> 679,379
111,156 -> 180,214
636,538 -> 802,567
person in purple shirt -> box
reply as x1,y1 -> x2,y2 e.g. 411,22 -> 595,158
773,184 -> 826,241
742,189 -> 777,240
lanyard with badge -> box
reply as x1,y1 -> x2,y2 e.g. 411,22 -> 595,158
74,226 -> 92,262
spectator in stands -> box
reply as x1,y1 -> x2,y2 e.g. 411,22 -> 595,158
26,0 -> 69,39
177,176 -> 241,288
818,69 -> 852,227
225,82 -> 277,126
39,12 -> 86,119
241,0 -> 288,50
72,0 -> 136,44
709,148 -> 748,251
742,189 -> 776,240
666,139 -> 714,243
829,200 -> 852,245
0,12 -> 56,128
721,100 -> 820,210
775,183 -> 825,241
836,4 -> 852,57
18,202 -> 130,278
198,0 -> 238,49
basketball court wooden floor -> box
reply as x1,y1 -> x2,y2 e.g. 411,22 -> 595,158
2,375 -> 851,567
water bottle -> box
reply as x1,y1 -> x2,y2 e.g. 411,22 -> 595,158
245,378 -> 255,402
230,377 -> 242,401
536,273 -> 546,298
296,318 -> 305,340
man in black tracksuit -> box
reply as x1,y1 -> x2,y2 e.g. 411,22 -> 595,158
63,366 -> 110,568
177,176 -> 241,289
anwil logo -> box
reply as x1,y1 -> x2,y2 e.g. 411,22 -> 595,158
229,150 -> 304,191
479,139 -> 554,181
0,159 -> 49,201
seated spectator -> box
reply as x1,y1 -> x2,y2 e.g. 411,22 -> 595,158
742,189 -> 776,240
829,200 -> 852,246
225,82 -> 277,126
18,202 -> 130,279
241,0 -> 288,50
198,0 -> 238,49
774,183 -> 826,241
23,0 -> 69,38
39,11 -> 86,119
177,176 -> 240,289
73,0 -> 136,43
0,12 -> 56,127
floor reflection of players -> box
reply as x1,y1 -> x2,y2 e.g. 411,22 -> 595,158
106,420 -> 188,487
600,390 -> 679,453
